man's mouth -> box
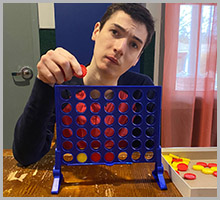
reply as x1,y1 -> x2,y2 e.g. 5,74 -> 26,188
106,56 -> 119,65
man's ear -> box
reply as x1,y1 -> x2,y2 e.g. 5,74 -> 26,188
91,22 -> 101,41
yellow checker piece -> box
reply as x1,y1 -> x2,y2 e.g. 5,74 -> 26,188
181,157 -> 191,163
193,165 -> 204,171
163,155 -> 173,164
211,167 -> 217,171
202,168 -> 214,174
169,153 -> 179,159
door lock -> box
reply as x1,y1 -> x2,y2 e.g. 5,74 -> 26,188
12,66 -> 33,86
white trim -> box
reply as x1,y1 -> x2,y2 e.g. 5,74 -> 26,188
38,3 -> 55,29
146,3 -> 162,86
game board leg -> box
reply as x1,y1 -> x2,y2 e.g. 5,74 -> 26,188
51,167 -> 63,194
152,163 -> 167,190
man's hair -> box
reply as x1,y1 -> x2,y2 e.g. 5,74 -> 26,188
100,3 -> 155,49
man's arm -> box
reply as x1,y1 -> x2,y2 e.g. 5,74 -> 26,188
13,78 -> 55,166
13,48 -> 83,166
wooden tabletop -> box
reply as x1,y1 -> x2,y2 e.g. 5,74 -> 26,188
3,149 -> 182,197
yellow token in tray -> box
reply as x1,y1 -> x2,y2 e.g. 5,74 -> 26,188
202,168 -> 214,174
163,155 -> 173,163
169,153 -> 179,159
181,157 -> 191,162
193,165 -> 204,171
211,167 -> 217,171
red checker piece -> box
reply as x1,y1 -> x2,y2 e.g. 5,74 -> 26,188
173,158 -> 183,163
213,171 -> 217,177
91,152 -> 101,162
208,163 -> 217,168
73,64 -> 87,78
177,163 -> 188,171
196,162 -> 207,167
184,173 -> 196,180
104,152 -> 114,162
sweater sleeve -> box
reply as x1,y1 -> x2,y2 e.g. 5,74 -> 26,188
13,78 -> 56,166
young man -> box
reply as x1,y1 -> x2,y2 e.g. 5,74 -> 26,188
13,3 -> 155,166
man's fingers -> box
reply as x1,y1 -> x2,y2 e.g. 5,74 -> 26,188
55,47 -> 82,77
37,62 -> 57,85
37,47 -> 84,86
43,58 -> 65,84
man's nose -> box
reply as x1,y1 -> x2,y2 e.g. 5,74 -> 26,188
113,38 -> 127,56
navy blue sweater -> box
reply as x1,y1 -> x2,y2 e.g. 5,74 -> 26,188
13,70 -> 153,166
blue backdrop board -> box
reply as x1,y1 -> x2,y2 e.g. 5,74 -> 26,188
54,3 -> 140,72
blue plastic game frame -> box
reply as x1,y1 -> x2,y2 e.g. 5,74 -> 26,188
52,85 -> 167,194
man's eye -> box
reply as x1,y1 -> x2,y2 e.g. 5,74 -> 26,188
111,29 -> 119,36
131,42 -> 138,49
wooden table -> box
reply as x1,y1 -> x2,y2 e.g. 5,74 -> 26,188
3,149 -> 182,197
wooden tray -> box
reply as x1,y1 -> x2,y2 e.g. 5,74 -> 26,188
161,147 -> 217,197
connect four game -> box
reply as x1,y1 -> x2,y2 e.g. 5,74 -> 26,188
52,85 -> 167,193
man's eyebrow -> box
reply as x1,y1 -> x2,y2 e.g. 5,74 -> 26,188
112,23 -> 143,45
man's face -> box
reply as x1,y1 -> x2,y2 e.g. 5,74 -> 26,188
91,10 -> 148,78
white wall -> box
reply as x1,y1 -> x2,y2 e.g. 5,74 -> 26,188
38,3 -> 55,29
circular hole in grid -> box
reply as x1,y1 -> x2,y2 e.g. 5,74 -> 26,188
77,140 -> 87,150
131,151 -> 141,161
145,140 -> 154,149
133,89 -> 142,100
62,115 -> 72,126
146,115 -> 155,125
90,115 -> 101,125
77,128 -> 87,138
62,141 -> 73,150
147,89 -> 156,100
76,115 -> 87,125
62,103 -> 72,113
104,115 -> 115,125
132,127 -> 141,137
104,102 -> 115,113
77,153 -> 87,163
90,89 -> 100,100
62,128 -> 73,138
104,152 -> 114,162
104,128 -> 115,137
146,102 -> 156,113
76,102 -> 86,113
90,128 -> 101,138
145,151 -> 154,160
91,140 -> 101,150
132,115 -> 142,125
118,152 -> 128,161
105,140 -> 114,150
118,102 -> 128,113
75,90 -> 86,100
90,102 -> 101,113
118,140 -> 128,149
132,102 -> 142,113
63,153 -> 73,162
61,89 -> 71,100
132,140 -> 141,149
146,127 -> 155,137
118,115 -> 128,125
91,152 -> 101,162
104,89 -> 114,100
118,90 -> 128,100
118,127 -> 128,137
